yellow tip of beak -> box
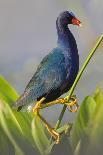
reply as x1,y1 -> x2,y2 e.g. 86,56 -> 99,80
79,23 -> 82,27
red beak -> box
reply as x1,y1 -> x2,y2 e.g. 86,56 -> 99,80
72,17 -> 82,26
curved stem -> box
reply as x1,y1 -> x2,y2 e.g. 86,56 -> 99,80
55,34 -> 103,130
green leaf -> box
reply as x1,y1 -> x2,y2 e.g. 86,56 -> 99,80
32,116 -> 50,155
0,108 -> 24,155
71,88 -> 103,155
0,75 -> 19,104
71,96 -> 96,150
89,89 -> 103,145
0,75 -> 47,154
0,76 -> 34,144
0,125 -> 14,155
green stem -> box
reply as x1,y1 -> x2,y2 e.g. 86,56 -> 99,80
55,34 -> 103,130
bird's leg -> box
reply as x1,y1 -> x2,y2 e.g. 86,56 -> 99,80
33,98 -> 60,144
54,96 -> 79,112
40,95 -> 79,113
32,95 -> 78,144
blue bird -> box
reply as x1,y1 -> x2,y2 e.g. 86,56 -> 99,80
14,11 -> 81,144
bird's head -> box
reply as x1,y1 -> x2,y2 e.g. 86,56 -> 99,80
59,11 -> 81,27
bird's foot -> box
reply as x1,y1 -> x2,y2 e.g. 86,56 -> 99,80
46,126 -> 60,144
67,96 -> 79,112
52,129 -> 60,144
58,96 -> 79,112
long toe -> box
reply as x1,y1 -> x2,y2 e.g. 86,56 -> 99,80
51,129 -> 60,144
55,134 -> 60,144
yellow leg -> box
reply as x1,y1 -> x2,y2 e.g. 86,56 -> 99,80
33,98 -> 60,144
32,96 -> 79,144
40,96 -> 79,112
55,96 -> 79,112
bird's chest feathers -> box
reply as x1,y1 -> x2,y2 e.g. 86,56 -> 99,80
63,50 -> 79,82
63,51 -> 72,75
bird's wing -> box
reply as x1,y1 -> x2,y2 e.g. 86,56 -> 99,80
15,48 -> 71,110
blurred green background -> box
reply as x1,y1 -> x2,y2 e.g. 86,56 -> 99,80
0,0 -> 103,124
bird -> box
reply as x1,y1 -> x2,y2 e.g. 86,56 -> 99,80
14,11 -> 81,144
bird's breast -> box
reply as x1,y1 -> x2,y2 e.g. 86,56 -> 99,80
61,50 -> 79,93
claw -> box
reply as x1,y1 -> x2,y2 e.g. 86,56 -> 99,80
68,96 -> 79,112
45,124 -> 60,144
51,129 -> 60,144
69,104 -> 79,112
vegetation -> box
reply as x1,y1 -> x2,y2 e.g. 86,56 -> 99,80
0,35 -> 103,155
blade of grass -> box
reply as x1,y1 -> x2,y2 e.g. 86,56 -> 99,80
71,89 -> 103,155
0,98 -> 23,134
0,110 -> 24,155
71,96 -> 96,149
0,76 -> 36,147
0,75 -> 19,105
55,34 -> 103,130
31,116 -> 50,155
0,127 -> 11,155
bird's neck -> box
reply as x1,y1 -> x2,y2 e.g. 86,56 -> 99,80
56,19 -> 77,50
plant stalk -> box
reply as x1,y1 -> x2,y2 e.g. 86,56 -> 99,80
55,34 -> 103,130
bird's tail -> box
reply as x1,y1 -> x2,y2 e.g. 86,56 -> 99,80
12,92 -> 27,111
12,91 -> 35,112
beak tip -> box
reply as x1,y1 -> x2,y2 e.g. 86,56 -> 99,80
79,23 -> 82,27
